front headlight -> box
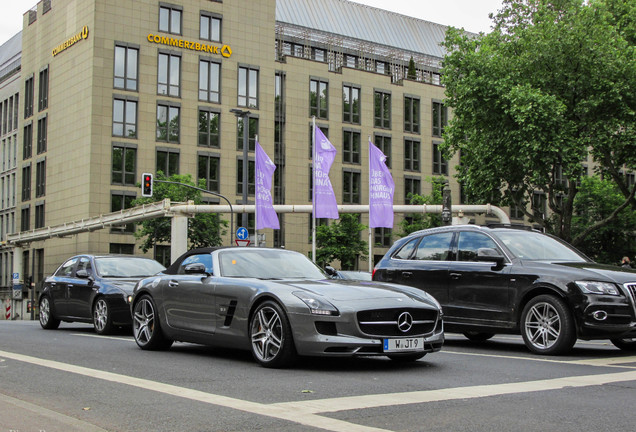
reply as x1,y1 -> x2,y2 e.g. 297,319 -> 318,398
293,291 -> 339,316
575,281 -> 620,296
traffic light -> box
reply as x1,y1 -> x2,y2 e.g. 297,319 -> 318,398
141,173 -> 153,197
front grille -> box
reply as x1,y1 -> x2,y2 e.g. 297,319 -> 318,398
624,283 -> 636,317
357,308 -> 438,337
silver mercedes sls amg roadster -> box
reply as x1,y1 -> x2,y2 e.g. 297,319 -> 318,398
130,247 -> 444,367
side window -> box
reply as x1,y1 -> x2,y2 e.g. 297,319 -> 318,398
392,238 -> 420,260
414,232 -> 453,261
457,232 -> 499,262
55,258 -> 78,277
179,254 -> 213,274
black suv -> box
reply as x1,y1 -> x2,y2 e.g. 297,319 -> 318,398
373,225 -> 636,355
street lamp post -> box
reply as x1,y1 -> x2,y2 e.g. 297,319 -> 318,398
230,109 -> 251,232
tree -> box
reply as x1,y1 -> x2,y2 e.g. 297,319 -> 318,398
571,176 -> 636,264
407,56 -> 417,80
441,0 -> 636,247
132,172 -> 228,253
396,177 -> 446,237
315,214 -> 368,270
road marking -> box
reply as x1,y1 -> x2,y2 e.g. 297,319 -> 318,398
73,333 -> 134,342
442,349 -> 636,368
2,348 -> 636,431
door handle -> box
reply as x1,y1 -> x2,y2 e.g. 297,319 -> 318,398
450,272 -> 462,279
168,280 -> 179,288
401,271 -> 413,279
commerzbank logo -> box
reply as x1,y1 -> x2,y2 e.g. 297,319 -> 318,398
52,26 -> 89,56
147,34 -> 232,58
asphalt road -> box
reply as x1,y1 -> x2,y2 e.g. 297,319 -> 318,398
1,320 -> 635,432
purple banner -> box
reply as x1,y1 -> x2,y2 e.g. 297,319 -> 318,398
369,140 -> 394,228
255,140 -> 280,229
314,126 -> 339,219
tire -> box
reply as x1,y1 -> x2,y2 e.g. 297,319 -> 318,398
610,338 -> 636,351
39,296 -> 60,330
520,295 -> 576,355
132,295 -> 173,350
463,331 -> 495,342
388,353 -> 427,362
93,297 -> 113,335
249,301 -> 297,368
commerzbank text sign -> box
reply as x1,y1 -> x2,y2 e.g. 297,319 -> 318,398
147,34 -> 232,58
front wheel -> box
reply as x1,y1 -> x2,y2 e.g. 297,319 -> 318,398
520,295 -> 576,355
93,298 -> 113,335
249,301 -> 297,368
610,338 -> 636,351
39,296 -> 60,330
133,295 -> 172,350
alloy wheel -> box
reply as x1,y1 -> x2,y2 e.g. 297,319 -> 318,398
524,301 -> 561,350
250,306 -> 283,362
133,297 -> 156,345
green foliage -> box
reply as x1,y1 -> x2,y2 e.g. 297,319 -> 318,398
396,177 -> 446,237
407,56 -> 417,80
315,214 -> 368,270
132,172 -> 228,253
571,176 -> 636,264
441,0 -> 636,246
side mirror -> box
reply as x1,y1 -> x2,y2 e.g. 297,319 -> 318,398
184,263 -> 209,275
324,266 -> 338,277
76,269 -> 90,279
476,248 -> 506,268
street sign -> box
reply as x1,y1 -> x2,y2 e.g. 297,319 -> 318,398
235,239 -> 251,247
236,227 -> 249,240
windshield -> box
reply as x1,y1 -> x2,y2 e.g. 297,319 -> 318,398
218,249 -> 326,279
95,257 -> 166,278
494,230 -> 588,262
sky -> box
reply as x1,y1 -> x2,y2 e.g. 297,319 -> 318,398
0,0 -> 505,47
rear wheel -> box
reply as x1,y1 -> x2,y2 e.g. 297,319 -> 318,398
521,295 -> 576,355
133,295 -> 172,350
39,296 -> 60,330
463,331 -> 495,342
249,301 -> 297,368
93,297 -> 113,335
610,338 -> 636,351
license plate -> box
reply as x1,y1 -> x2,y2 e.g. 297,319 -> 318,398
383,337 -> 424,352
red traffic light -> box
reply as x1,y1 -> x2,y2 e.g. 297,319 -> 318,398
141,173 -> 153,197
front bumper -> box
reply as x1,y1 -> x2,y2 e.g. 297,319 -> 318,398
573,291 -> 636,340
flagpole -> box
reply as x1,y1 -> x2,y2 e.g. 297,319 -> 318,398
312,117 -> 316,263
368,137 -> 373,273
255,135 -> 259,247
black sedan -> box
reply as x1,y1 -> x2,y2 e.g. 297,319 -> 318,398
130,247 -> 444,368
39,254 -> 166,334
373,225 -> 636,355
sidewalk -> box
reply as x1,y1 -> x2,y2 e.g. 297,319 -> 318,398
0,392 -> 108,432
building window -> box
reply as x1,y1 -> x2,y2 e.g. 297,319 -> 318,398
35,203 -> 45,229
343,170 -> 361,204
110,243 -> 134,254
23,123 -> 32,159
156,103 -> 180,143
345,54 -> 357,68
404,138 -> 420,172
154,245 -> 171,267
532,192 -> 547,221
237,159 -> 255,195
111,192 -> 135,233
374,134 -> 391,168
21,207 -> 30,231
35,160 -> 46,197
112,98 -> 137,138
376,61 -> 387,74
432,101 -> 447,137
112,145 -> 137,185
114,45 -> 138,91
310,78 -> 328,119
157,53 -> 180,97
343,129 -> 361,164
374,228 -> 392,247
156,148 -> 179,176
374,90 -> 391,129
237,116 -> 258,152
433,143 -> 448,175
343,85 -> 360,124
37,116 -> 47,154
24,76 -> 34,118
404,96 -> 420,134
21,165 -> 31,201
199,60 -> 220,103
312,48 -> 325,62
405,177 -> 421,202
200,13 -> 221,42
238,66 -> 258,108
198,109 -> 220,148
510,201 -> 525,220
159,5 -> 181,35
38,67 -> 49,111
198,154 -> 220,192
